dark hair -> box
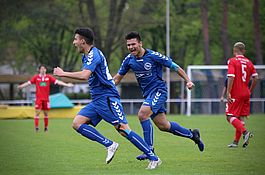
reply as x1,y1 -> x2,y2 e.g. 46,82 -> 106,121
125,31 -> 141,42
75,28 -> 94,45
38,64 -> 46,70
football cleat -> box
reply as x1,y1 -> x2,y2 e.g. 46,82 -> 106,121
227,141 -> 238,148
44,128 -> 48,132
191,129 -> 204,152
146,158 -> 162,170
106,142 -> 119,164
35,128 -> 39,133
136,148 -> 154,161
242,131 -> 253,148
136,153 -> 148,161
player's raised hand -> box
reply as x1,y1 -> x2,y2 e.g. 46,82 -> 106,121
53,67 -> 64,77
67,83 -> 74,87
186,81 -> 194,90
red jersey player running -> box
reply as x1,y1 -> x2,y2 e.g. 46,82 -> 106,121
18,65 -> 74,132
226,42 -> 258,148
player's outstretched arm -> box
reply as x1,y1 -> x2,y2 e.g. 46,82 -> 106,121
176,67 -> 194,90
56,80 -> 74,88
170,62 -> 194,90
113,73 -> 124,85
18,81 -> 31,90
53,67 -> 91,80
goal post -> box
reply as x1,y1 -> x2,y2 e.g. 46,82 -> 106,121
186,65 -> 265,116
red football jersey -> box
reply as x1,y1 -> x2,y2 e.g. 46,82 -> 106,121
29,74 -> 58,101
227,55 -> 258,98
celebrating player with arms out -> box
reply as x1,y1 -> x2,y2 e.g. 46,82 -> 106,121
53,28 -> 161,169
18,65 -> 73,132
113,31 -> 204,161
226,42 -> 258,148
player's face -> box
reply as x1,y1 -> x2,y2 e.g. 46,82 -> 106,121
39,66 -> 46,74
126,38 -> 142,57
73,34 -> 85,53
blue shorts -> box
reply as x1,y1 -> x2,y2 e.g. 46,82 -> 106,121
78,96 -> 128,127
142,88 -> 167,119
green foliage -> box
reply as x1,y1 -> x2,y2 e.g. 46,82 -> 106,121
0,0 -> 264,74
0,115 -> 265,174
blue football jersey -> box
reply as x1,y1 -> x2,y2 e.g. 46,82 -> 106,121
82,47 -> 119,100
118,49 -> 172,97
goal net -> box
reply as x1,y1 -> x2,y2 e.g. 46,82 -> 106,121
186,65 -> 265,116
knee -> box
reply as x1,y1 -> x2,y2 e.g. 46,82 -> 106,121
226,115 -> 231,123
138,111 -> 149,121
72,121 -> 80,131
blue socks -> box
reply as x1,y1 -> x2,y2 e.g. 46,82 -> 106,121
141,119 -> 153,149
77,124 -> 158,161
127,130 -> 158,161
169,122 -> 193,138
77,124 -> 113,147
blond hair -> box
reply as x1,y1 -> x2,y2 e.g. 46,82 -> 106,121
234,42 -> 245,51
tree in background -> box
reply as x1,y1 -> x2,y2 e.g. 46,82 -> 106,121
220,0 -> 230,64
78,0 -> 127,64
0,0 -> 264,75
253,0 -> 263,65
200,0 -> 211,65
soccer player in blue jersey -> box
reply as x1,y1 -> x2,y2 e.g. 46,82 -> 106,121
113,31 -> 204,160
53,28 -> 161,169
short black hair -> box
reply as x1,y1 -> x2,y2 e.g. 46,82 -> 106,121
75,28 -> 94,45
125,31 -> 141,42
38,64 -> 46,70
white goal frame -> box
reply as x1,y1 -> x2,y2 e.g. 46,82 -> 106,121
186,65 -> 265,116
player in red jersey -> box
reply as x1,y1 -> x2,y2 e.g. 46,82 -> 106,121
226,42 -> 258,148
18,65 -> 73,132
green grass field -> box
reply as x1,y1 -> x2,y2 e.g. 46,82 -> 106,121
0,114 -> 265,175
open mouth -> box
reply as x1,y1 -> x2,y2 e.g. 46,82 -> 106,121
130,49 -> 136,54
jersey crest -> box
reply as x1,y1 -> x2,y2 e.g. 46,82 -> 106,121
144,62 -> 152,70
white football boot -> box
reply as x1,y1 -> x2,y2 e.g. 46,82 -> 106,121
146,158 -> 162,170
106,142 -> 119,164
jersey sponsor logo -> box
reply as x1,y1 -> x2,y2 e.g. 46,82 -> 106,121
144,62 -> 152,70
111,101 -> 124,120
135,71 -> 152,79
152,92 -> 161,106
39,82 -> 47,86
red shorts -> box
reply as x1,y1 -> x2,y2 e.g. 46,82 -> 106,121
225,97 -> 250,117
35,99 -> 50,110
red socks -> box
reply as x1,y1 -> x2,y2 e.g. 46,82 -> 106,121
34,116 -> 39,129
44,116 -> 48,129
229,117 -> 246,142
234,121 -> 245,142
